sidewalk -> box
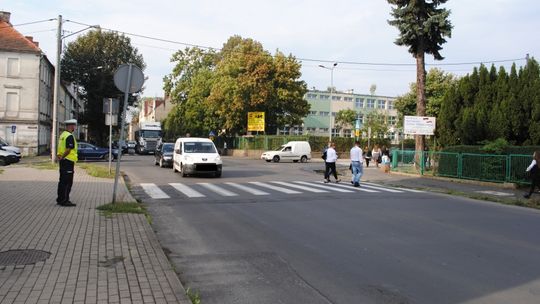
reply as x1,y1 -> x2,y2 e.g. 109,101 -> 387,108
0,164 -> 189,304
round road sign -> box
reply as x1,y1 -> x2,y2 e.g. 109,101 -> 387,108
113,64 -> 144,93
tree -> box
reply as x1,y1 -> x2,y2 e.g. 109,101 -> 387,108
395,68 -> 456,125
207,36 -> 309,135
335,109 -> 358,131
61,30 -> 145,144
388,0 -> 452,153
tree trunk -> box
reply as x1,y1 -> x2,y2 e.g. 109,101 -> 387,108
415,51 -> 426,154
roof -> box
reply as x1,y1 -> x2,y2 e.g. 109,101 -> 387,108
0,19 -> 42,53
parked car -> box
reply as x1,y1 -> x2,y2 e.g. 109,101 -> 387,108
260,141 -> 311,163
78,142 -> 118,161
0,146 -> 18,166
127,140 -> 137,155
0,136 -> 21,161
112,140 -> 128,153
173,137 -> 222,177
154,142 -> 174,168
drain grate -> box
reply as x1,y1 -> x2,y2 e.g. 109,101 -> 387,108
0,250 -> 51,266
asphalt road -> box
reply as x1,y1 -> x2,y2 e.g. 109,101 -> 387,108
120,155 -> 540,304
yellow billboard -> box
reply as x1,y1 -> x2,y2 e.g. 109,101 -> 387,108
247,112 -> 265,132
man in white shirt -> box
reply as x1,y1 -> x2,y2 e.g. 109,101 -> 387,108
324,142 -> 340,183
350,141 -> 363,187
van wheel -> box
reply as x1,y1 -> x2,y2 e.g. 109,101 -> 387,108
300,156 -> 308,163
272,156 -> 280,163
265,160 -> 271,162
181,165 -> 187,177
293,160 -> 298,163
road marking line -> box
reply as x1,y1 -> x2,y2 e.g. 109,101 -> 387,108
169,183 -> 205,198
270,181 -> 329,193
359,183 -> 403,193
198,183 -> 238,196
363,182 -> 425,193
140,183 -> 170,199
249,182 -> 302,194
294,181 -> 355,192
225,183 -> 270,195
319,181 -> 379,193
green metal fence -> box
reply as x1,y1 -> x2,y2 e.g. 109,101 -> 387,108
391,150 -> 532,184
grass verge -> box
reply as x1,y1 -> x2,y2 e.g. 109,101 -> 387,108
186,288 -> 201,304
77,163 -> 116,178
96,202 -> 149,218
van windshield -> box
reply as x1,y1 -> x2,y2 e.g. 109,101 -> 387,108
275,146 -> 285,151
0,137 -> 8,146
184,142 -> 217,153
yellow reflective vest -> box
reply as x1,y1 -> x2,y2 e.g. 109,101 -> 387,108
57,131 -> 78,162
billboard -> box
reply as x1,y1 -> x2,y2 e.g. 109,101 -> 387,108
404,116 -> 436,135
247,112 -> 265,132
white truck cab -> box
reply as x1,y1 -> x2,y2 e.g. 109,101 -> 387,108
261,141 -> 311,163
173,137 -> 222,177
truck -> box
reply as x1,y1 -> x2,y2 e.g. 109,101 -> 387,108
134,122 -> 162,154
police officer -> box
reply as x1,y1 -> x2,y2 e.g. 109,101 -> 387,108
56,119 -> 78,207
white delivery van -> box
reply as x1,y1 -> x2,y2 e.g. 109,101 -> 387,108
261,141 -> 311,163
173,137 -> 222,177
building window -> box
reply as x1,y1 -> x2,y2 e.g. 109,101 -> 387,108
319,111 -> 330,116
320,95 -> 330,100
306,93 -> 318,99
367,99 -> 375,108
6,92 -> 19,115
388,116 -> 397,125
357,114 -> 364,123
321,128 -> 329,133
344,97 -> 353,102
377,100 -> 386,109
306,127 -> 317,133
332,128 -> 340,137
331,95 -> 341,101
331,112 -> 336,117
309,111 -> 317,115
355,98 -> 364,108
7,58 -> 19,77
387,101 -> 394,110
343,129 -> 352,137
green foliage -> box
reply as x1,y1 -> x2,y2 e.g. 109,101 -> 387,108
96,202 -> 148,220
61,30 -> 145,145
480,138 -> 510,154
77,163 -> 115,178
395,68 -> 457,126
163,36 -> 308,138
334,109 -> 357,129
438,59 -> 540,146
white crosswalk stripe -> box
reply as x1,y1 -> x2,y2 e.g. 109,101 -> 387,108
225,182 -> 270,195
140,183 -> 170,199
363,182 -> 425,193
294,181 -> 355,193
248,182 -> 302,194
271,181 -> 329,193
198,183 -> 238,196
322,182 -> 379,193
169,183 -> 205,198
139,180 -> 426,200
359,183 -> 403,193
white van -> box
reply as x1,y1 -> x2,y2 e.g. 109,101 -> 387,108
173,137 -> 222,177
261,141 -> 311,163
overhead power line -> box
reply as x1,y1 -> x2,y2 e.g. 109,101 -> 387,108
0,18 -> 56,29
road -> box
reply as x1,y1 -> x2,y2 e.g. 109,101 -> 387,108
119,155 -> 540,304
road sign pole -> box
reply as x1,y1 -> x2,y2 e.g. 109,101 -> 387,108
112,64 -> 133,204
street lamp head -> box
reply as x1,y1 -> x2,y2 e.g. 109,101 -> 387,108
333,62 -> 338,67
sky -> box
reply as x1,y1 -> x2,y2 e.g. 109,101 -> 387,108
2,0 -> 539,98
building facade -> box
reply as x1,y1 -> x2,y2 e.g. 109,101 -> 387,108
301,89 -> 400,142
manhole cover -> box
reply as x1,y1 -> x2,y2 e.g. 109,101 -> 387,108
0,250 -> 51,266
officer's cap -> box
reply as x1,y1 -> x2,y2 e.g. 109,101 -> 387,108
64,119 -> 78,125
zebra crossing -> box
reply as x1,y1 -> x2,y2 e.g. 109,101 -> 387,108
138,180 -> 425,200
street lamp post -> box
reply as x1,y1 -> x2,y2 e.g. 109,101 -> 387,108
319,63 -> 337,142
51,16 -> 99,162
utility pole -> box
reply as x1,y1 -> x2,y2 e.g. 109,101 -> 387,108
51,15 -> 62,162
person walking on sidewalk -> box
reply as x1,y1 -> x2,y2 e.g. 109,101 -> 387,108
350,141 -> 363,187
324,142 -> 340,183
363,146 -> 372,167
56,119 -> 78,207
524,151 -> 540,199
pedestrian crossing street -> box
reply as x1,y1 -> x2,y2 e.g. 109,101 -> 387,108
138,180 -> 425,200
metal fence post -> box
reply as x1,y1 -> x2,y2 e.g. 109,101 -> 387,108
392,150 -> 398,169
506,155 -> 510,182
420,151 -> 425,175
458,153 -> 463,178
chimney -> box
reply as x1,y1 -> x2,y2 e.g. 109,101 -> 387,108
24,36 -> 39,47
0,11 -> 11,24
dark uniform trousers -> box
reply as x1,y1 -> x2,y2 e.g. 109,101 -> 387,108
57,159 -> 75,204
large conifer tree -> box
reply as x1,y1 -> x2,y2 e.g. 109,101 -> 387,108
387,0 -> 452,153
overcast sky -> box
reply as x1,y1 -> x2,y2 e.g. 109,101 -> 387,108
3,0 -> 539,97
